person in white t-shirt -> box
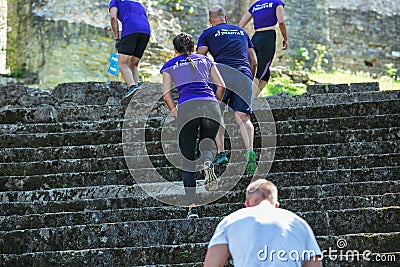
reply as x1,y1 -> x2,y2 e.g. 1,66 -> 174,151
204,179 -> 323,267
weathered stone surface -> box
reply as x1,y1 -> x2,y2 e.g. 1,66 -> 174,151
4,0 -> 400,88
0,82 -> 398,266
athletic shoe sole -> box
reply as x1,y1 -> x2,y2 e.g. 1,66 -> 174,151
125,87 -> 141,98
187,208 -> 199,219
187,213 -> 199,219
204,161 -> 218,191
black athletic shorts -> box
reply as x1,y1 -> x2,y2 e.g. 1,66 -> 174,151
118,32 -> 150,59
251,30 -> 276,82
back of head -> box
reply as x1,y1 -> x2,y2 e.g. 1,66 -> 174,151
173,32 -> 195,55
172,32 -> 197,73
209,5 -> 227,23
246,179 -> 278,206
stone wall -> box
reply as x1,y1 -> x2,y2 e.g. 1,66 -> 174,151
328,6 -> 400,73
4,0 -> 400,89
5,0 -> 212,88
0,0 -> 6,74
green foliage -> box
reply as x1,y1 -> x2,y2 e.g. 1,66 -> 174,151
385,63 -> 398,80
154,0 -> 185,11
294,47 -> 310,71
260,76 -> 307,97
293,44 -> 329,72
10,67 -> 27,78
311,44 -> 329,73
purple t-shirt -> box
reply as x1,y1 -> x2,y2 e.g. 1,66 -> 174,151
160,54 -> 217,105
248,0 -> 285,30
197,23 -> 254,79
109,0 -> 151,37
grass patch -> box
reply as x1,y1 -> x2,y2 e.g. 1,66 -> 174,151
259,76 -> 307,97
309,70 -> 400,91
258,70 -> 399,97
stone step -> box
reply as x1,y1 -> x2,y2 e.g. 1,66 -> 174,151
0,180 -> 398,213
0,238 -> 399,267
0,148 -> 398,177
1,164 -> 398,192
1,112 -> 397,136
270,99 -> 399,122
0,104 -> 125,124
306,82 -> 380,94
1,93 -> 398,124
175,126 -> 398,151
275,114 -> 399,135
0,192 -> 398,235
0,122 -> 400,148
0,153 -> 398,193
2,82 -> 397,110
0,208 -> 399,254
0,185 -> 397,218
0,205 -> 399,254
0,121 -> 398,150
0,129 -> 122,148
1,138 -> 397,165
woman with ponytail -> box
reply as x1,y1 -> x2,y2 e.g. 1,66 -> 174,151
160,32 -> 225,219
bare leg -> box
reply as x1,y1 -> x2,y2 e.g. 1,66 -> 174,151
253,77 -> 267,97
129,56 -> 140,85
234,111 -> 254,151
252,77 -> 261,97
118,54 -> 136,87
258,79 -> 267,94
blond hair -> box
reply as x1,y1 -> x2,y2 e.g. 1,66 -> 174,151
246,179 -> 278,205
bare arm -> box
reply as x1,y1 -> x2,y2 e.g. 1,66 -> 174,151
109,7 -> 120,39
276,5 -> 288,50
302,256 -> 323,267
162,72 -> 177,117
204,244 -> 230,267
197,46 -> 209,56
209,65 -> 225,102
238,11 -> 253,28
248,48 -> 257,77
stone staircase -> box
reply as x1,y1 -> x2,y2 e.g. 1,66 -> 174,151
0,81 -> 399,266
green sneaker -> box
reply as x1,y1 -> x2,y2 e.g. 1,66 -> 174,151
246,149 -> 256,163
245,149 -> 257,176
213,151 -> 229,165
245,161 -> 257,176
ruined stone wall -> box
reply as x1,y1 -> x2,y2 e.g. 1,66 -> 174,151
5,0 -> 183,88
0,0 -> 6,74
4,0 -> 400,89
328,3 -> 400,73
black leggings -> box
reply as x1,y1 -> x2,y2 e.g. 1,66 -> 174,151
251,30 -> 276,82
177,100 -> 221,205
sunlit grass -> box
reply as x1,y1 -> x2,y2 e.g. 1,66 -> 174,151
309,70 -> 400,91
259,75 -> 307,97
258,70 -> 399,97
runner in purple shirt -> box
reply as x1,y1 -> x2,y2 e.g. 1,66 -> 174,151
161,33 -> 225,219
109,0 -> 151,98
239,0 -> 288,96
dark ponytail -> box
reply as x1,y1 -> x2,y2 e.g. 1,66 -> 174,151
173,32 -> 197,74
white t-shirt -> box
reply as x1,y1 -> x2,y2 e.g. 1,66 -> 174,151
208,201 -> 322,266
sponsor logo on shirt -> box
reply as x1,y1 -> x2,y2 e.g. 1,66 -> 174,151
214,29 -> 245,38
252,2 -> 274,12
172,58 -> 207,70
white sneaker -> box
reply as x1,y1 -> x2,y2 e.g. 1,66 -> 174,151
204,160 -> 218,191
